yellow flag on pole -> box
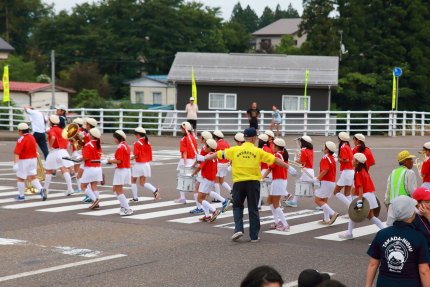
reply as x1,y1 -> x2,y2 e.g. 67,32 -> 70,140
2,65 -> 10,102
304,70 -> 309,109
392,72 -> 396,110
191,67 -> 197,104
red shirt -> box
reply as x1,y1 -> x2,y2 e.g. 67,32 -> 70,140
353,145 -> 375,170
269,141 -> 275,153
199,147 -> 208,156
270,152 -> 288,180
260,145 -> 273,170
82,140 -> 102,167
339,143 -> 353,171
180,135 -> 197,159
320,154 -> 336,182
422,158 -> 430,183
82,130 -> 90,144
216,139 -> 230,164
300,148 -> 314,168
14,134 -> 37,159
200,152 -> 217,181
115,142 -> 131,168
48,125 -> 68,149
354,168 -> 375,195
134,138 -> 152,163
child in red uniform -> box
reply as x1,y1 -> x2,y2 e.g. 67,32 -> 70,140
13,123 -> 45,201
258,133 -> 273,208
314,141 -> 339,225
192,139 -> 231,222
420,142 -> 430,189
353,133 -> 375,170
130,127 -> 160,202
334,132 -> 354,208
264,130 -> 275,153
338,153 -> 385,239
213,130 -> 232,198
80,128 -> 103,209
79,117 -> 97,201
175,121 -> 197,203
104,130 -> 133,216
71,118 -> 84,193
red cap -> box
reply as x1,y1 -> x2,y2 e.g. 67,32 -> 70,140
412,187 -> 430,201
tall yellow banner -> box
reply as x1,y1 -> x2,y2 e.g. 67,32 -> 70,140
2,65 -> 10,102
392,72 -> 396,110
304,70 -> 309,109
191,67 -> 197,104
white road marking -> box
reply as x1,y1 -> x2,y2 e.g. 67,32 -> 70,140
315,222 -> 386,241
0,192 -> 69,204
283,273 -> 335,287
264,217 -> 349,236
0,238 -> 27,245
53,246 -> 102,258
0,254 -> 127,283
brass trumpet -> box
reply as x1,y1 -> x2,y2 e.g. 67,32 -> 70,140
62,123 -> 85,150
24,152 -> 45,194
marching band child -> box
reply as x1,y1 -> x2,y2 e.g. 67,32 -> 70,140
13,123 -> 45,201
315,141 -> 339,225
352,133 -> 375,170
71,118 -> 84,193
175,122 -> 197,203
420,142 -> 430,189
285,135 -> 314,208
234,132 -> 245,146
333,132 -> 354,208
80,128 -> 103,209
265,130 -> 275,152
81,118 -> 98,202
104,130 -> 133,216
191,139 -> 231,222
130,127 -> 160,202
213,130 -> 232,198
258,133 -> 273,208
338,153 -> 385,239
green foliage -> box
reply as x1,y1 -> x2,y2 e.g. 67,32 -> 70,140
0,55 -> 37,82
274,35 -> 301,55
220,22 -> 251,53
230,3 -> 259,34
71,89 -> 108,109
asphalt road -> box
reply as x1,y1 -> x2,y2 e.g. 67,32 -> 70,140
0,132 -> 427,287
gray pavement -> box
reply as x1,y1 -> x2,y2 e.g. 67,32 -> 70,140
0,132 -> 427,286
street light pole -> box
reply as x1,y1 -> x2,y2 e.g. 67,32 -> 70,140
51,50 -> 56,109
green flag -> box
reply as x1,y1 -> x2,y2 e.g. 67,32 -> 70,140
304,70 -> 309,109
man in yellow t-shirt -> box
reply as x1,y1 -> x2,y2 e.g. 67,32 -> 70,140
198,127 -> 289,242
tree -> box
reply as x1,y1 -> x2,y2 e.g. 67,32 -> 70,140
221,22 -> 251,53
0,55 -> 37,82
71,89 -> 108,108
230,3 -> 259,34
274,35 -> 301,55
258,7 -> 275,29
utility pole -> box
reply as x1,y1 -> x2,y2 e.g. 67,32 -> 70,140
51,50 -> 55,108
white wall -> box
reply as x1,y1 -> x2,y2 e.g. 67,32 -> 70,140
30,91 -> 68,109
130,86 -> 176,105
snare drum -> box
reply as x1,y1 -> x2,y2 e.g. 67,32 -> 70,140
176,174 -> 196,191
178,167 -> 194,176
260,178 -> 272,198
295,181 -> 314,197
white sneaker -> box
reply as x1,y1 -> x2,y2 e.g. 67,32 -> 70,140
231,232 -> 244,242
65,189 -> 74,196
122,209 -> 133,216
119,207 -> 125,215
174,198 -> 187,204
338,232 -> 353,240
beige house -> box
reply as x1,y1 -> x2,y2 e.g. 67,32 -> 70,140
127,75 -> 176,107
252,18 -> 306,51
0,81 -> 74,109
0,37 -> 14,59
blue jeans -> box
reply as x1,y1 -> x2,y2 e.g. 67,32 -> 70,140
232,181 -> 260,240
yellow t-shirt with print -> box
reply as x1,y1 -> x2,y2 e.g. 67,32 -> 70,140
216,142 -> 275,183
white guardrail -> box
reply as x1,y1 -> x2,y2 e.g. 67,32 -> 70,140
0,107 -> 429,137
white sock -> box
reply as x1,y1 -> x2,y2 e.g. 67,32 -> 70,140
346,195 -> 352,202
180,191 -> 186,200
336,193 -> 351,207
87,184 -> 92,192
276,207 -> 288,227
44,174 -> 52,190
221,182 -> 231,192
30,179 -> 43,190
75,176 -> 80,186
63,172 -> 73,191
17,182 -> 25,197
347,219 -> 355,235
270,204 -> 278,223
201,201 -> 210,216
292,195 -> 299,204
321,204 -> 333,222
131,184 -> 138,199
117,194 -> 130,210
93,190 -> 100,199
214,183 -> 221,195
322,203 -> 335,216
194,193 -> 202,209
209,191 -> 225,202
202,200 -> 215,213
85,188 -> 96,201
144,182 -> 156,193
370,216 -> 385,229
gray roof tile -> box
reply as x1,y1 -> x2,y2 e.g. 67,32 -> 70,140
252,18 -> 302,36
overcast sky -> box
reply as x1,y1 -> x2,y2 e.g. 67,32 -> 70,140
44,0 -> 303,19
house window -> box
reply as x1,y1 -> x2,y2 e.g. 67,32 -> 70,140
135,91 -> 144,104
208,93 -> 237,110
282,95 -> 310,111
153,92 -> 162,105
294,40 -> 298,46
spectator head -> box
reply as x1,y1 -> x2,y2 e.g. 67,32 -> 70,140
391,195 -> 417,222
189,97 -> 194,103
244,127 -> 257,139
251,102 -> 257,109
272,105 -> 277,111
316,279 -> 346,287
397,150 -> 415,168
240,265 -> 283,287
298,269 -> 330,287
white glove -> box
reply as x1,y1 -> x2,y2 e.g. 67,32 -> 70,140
12,163 -> 18,172
356,199 -> 363,209
312,177 -> 319,183
100,159 -> 108,165
288,166 -> 298,176
227,166 -> 232,172
196,155 -> 206,162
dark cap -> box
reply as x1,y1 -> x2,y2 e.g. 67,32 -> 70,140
298,269 -> 330,287
244,127 -> 257,138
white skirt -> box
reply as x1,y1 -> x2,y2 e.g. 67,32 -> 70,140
314,180 -> 336,199
216,163 -> 229,178
132,162 -> 151,178
270,179 -> 288,196
81,166 -> 103,183
353,192 -> 379,209
45,149 -> 73,170
199,177 -> 214,194
337,169 -> 354,186
16,158 -> 37,179
261,169 -> 272,179
72,150 -> 82,159
299,168 -> 314,182
113,168 -> 131,186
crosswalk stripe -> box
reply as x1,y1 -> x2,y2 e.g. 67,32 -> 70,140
315,222 -> 386,241
78,200 -> 193,216
0,186 -> 14,190
169,206 -> 270,224
0,192 -> 69,204
213,209 -> 323,229
264,217 -> 350,236
37,197 -> 153,212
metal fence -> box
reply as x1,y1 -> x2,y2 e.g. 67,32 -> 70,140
1,106 -> 429,137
